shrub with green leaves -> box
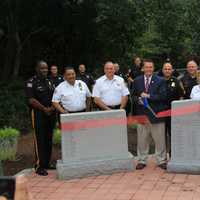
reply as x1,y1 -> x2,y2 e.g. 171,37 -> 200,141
128,124 -> 138,129
53,129 -> 61,146
0,128 -> 20,161
0,80 -> 31,133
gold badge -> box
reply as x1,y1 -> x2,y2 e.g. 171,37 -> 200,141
78,82 -> 83,91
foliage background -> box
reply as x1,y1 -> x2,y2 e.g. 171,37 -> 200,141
0,0 -> 200,131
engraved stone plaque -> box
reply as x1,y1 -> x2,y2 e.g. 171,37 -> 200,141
57,110 -> 134,179
167,100 -> 200,174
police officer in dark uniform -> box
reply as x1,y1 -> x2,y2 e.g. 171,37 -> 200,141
49,65 -> 64,87
128,56 -> 143,82
25,61 -> 56,176
180,60 -> 198,99
162,62 -> 184,156
113,62 -> 131,115
49,65 -> 64,127
157,58 -> 180,78
157,68 -> 180,78
76,64 -> 95,92
114,63 -> 128,82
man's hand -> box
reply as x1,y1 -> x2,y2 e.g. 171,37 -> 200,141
128,77 -> 133,82
0,197 -> 7,200
43,107 -> 54,115
94,97 -> 111,110
141,92 -> 150,98
52,102 -> 68,114
61,110 -> 68,114
138,97 -> 144,105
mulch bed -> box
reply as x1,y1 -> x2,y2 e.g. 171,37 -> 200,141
2,133 -> 61,176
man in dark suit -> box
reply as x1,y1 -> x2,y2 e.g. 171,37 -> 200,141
132,59 -> 167,170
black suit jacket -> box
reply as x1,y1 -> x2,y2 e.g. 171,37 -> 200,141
131,74 -> 167,123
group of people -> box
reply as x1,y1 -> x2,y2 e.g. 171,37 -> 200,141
25,57 -> 200,176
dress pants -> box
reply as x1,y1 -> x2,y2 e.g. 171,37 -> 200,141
137,122 -> 167,165
31,109 -> 56,169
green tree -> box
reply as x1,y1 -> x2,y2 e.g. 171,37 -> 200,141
135,0 -> 189,67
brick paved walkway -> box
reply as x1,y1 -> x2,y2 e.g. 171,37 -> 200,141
28,159 -> 200,200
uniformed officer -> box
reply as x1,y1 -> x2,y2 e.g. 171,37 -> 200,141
92,61 -> 129,111
128,56 -> 143,82
52,67 -> 91,113
25,61 -> 56,176
76,64 -> 95,92
114,63 -> 129,82
162,62 -> 184,156
114,62 -> 131,114
180,60 -> 198,99
49,65 -> 64,127
49,65 -> 64,87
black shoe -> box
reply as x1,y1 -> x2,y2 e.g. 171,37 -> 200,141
34,164 -> 38,170
136,163 -> 146,170
158,163 -> 167,170
36,167 -> 48,176
47,164 -> 56,170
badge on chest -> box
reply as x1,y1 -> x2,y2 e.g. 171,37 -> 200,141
78,82 -> 83,91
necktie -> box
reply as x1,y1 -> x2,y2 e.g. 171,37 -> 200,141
145,77 -> 149,92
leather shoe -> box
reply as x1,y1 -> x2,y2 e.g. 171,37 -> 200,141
158,163 -> 167,170
36,167 -> 48,176
47,164 -> 56,170
136,163 -> 146,170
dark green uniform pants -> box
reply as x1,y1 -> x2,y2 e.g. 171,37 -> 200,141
32,109 -> 56,169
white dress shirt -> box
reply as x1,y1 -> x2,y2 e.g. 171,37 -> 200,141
190,85 -> 200,100
92,75 -> 129,106
52,80 -> 91,112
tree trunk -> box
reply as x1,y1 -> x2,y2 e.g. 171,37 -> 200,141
2,35 -> 15,81
2,0 -> 17,81
12,32 -> 22,78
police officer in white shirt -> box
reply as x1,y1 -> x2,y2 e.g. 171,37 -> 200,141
52,67 -> 91,113
92,61 -> 130,110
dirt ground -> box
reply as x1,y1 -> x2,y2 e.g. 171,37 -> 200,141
3,133 -> 61,176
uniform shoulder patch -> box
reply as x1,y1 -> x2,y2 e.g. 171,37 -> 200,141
78,82 -> 83,91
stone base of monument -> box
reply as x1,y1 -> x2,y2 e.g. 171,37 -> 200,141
57,110 -> 134,180
57,154 -> 133,179
168,161 -> 200,174
167,100 -> 200,174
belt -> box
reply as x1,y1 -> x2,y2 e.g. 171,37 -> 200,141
68,109 -> 86,113
107,105 -> 121,109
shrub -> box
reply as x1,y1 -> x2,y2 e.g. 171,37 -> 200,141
0,80 -> 31,133
0,128 -> 20,161
128,124 -> 138,129
53,129 -> 61,146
